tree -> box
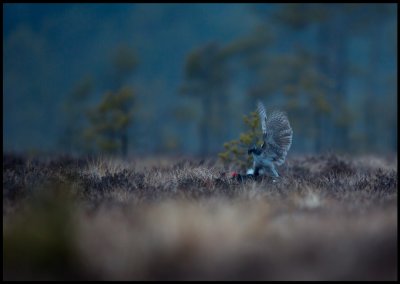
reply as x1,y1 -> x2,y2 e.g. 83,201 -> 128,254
84,44 -> 138,156
219,110 -> 263,171
221,25 -> 273,111
248,4 -> 352,153
60,75 -> 93,154
111,44 -> 138,89
181,42 -> 231,155
356,4 -> 396,152
172,99 -> 199,154
85,86 -> 135,156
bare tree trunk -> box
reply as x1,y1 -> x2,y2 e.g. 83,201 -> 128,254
365,23 -> 383,152
335,35 -> 349,151
316,21 -> 333,153
199,95 -> 211,156
121,128 -> 128,157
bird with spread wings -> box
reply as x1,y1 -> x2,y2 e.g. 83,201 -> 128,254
247,101 -> 293,178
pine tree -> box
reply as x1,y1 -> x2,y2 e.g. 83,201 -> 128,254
61,76 -> 93,154
85,86 -> 135,156
218,110 -> 263,171
84,44 -> 138,156
181,42 -> 231,155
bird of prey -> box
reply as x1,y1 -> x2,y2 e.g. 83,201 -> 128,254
247,101 -> 293,178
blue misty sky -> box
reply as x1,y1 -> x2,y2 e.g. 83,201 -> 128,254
3,3 -> 261,152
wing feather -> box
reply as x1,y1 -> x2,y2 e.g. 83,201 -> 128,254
265,110 -> 293,165
257,101 -> 267,136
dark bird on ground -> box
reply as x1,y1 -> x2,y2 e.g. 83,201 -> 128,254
247,101 -> 293,178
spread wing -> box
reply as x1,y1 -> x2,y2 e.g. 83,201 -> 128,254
257,101 -> 293,166
257,101 -> 267,136
265,110 -> 293,165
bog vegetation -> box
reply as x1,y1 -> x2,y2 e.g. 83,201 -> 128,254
3,153 -> 397,280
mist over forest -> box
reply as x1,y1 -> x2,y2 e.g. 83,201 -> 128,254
3,3 -> 397,157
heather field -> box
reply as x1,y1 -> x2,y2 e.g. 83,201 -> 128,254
3,153 -> 397,280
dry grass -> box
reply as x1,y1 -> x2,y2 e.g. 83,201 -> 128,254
3,153 -> 397,280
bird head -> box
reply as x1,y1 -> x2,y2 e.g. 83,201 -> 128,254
248,145 -> 261,155
247,146 -> 255,155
